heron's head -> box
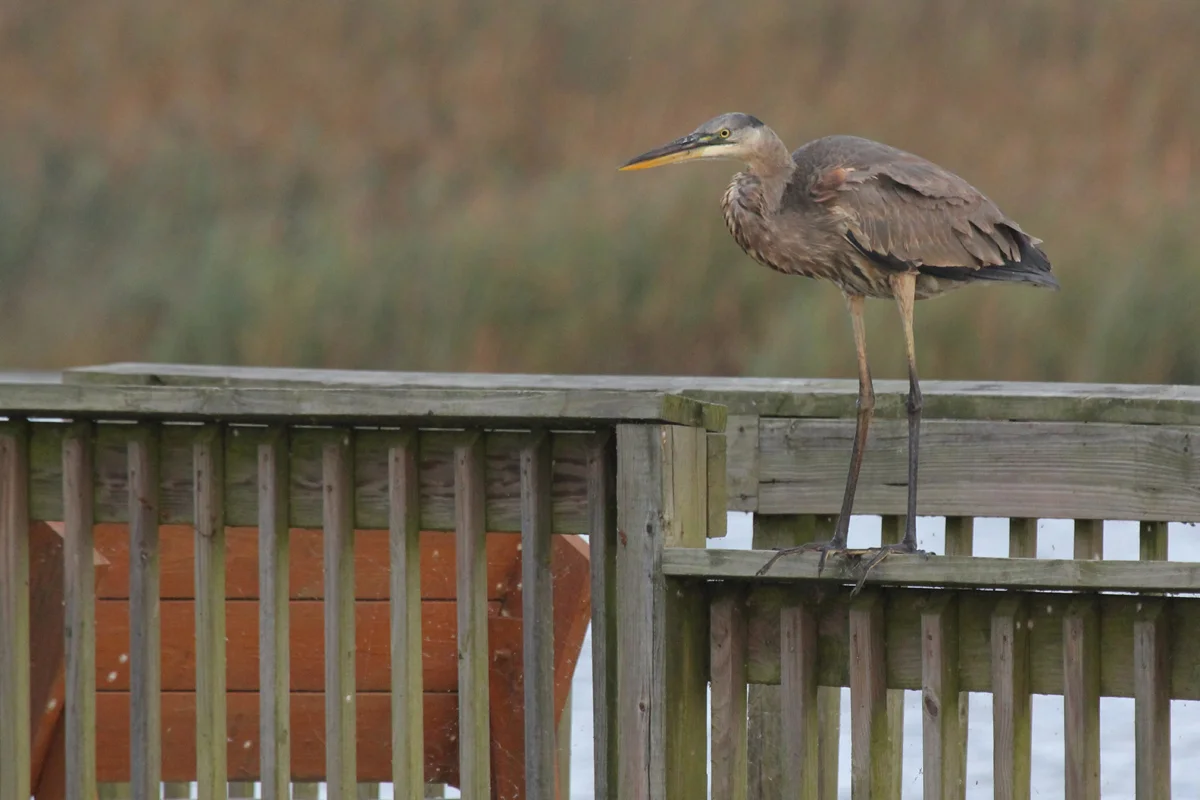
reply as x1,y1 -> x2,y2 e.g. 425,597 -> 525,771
618,113 -> 774,172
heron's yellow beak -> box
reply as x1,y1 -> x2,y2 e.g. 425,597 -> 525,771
618,133 -> 718,171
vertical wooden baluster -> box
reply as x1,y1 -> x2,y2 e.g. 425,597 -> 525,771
1133,599 -> 1170,799
259,427 -> 291,800
324,431 -> 357,800
195,425 -> 227,800
944,515 -> 973,783
1073,519 -> 1103,561
1139,521 -> 1168,562
390,431 -> 423,799
0,421 -> 31,800
1063,598 -> 1100,800
711,587 -> 749,800
456,432 -> 490,799
128,425 -> 161,800
587,431 -> 618,800
849,590 -> 891,797
63,422 -> 97,800
522,431 -> 556,799
922,594 -> 964,800
992,596 -> 1030,800
1009,518 -> 1037,558
556,690 -> 573,800
879,516 -> 905,799
780,595 -> 818,800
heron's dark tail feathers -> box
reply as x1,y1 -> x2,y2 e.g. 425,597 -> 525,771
921,233 -> 1060,290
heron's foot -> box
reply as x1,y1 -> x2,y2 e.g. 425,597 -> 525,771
754,539 -> 850,577
849,540 -> 927,596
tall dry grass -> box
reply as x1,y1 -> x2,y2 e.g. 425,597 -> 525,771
0,0 -> 1196,383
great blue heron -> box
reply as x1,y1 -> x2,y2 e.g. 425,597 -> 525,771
620,113 -> 1057,580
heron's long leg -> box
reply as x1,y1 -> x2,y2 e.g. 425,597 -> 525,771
756,293 -> 872,577
894,272 -> 921,549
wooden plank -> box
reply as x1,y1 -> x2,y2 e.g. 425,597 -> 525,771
556,690 -> 572,800
1009,518 -> 1037,558
1133,600 -> 1170,799
127,425 -> 161,800
880,517 -> 905,799
587,432 -> 618,800
258,428 -> 290,800
64,362 -> 1200,426
1063,598 -> 1100,800
1140,520 -> 1168,561
942,516 -> 971,787
706,431 -> 728,536
710,588 -> 748,800
522,431 -> 556,800
921,594 -> 964,800
1073,519 -> 1103,561
779,596 -> 818,800
63,423 -> 98,800
660,549 -> 1200,593
390,431 -> 424,800
849,591 -> 891,797
757,418 -> 1200,521
324,431 -> 357,800
0,421 -> 31,800
725,415 -> 759,512
194,425 -> 228,800
30,424 -> 605,532
0,381 -> 725,432
992,597 -> 1031,800
455,432 -> 491,799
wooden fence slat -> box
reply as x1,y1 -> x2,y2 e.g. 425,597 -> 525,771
711,589 -> 749,800
1073,519 -> 1103,561
556,690 -> 573,800
194,426 -> 228,800
849,591 -> 891,796
1133,599 -> 1170,799
943,516 -> 972,780
1009,518 -> 1037,558
587,431 -> 618,800
325,432 -> 357,800
259,428 -> 291,800
780,596 -> 817,800
127,425 -> 162,800
63,422 -> 98,800
1140,520 -> 1168,562
521,431 -> 556,800
390,432 -> 424,799
0,421 -> 31,800
921,594 -> 964,800
1064,598 -> 1100,800
992,596 -> 1031,800
456,432 -> 491,799
880,516 -> 905,799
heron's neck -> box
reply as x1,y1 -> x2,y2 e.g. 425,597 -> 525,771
745,131 -> 794,214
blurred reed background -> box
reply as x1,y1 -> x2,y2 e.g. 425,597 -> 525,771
0,0 -> 1195,383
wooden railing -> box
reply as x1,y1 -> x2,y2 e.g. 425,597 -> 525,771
6,362 -> 1200,799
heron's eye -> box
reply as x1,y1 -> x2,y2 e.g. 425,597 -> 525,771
718,128 -> 731,139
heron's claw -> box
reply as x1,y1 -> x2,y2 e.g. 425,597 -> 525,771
848,541 -> 926,596
754,540 -> 849,577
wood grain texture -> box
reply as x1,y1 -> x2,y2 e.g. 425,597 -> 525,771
63,362 -> 1200,426
758,418 -> 1200,521
880,517 -> 905,799
1009,519 -> 1037,559
1,379 -> 724,432
586,431 -> 618,800
28,424 -> 602,532
991,597 -> 1031,800
710,589 -> 749,800
1063,598 -> 1100,800
942,517 -> 972,786
779,597 -> 818,800
126,425 -> 161,800
521,431 -> 556,800
63,423 -> 98,800
324,432 -> 357,800
661,549 -> 1200,593
389,432 -> 424,800
193,426 -> 228,800
0,421 -> 31,800
1073,519 -> 1103,561
455,432 -> 491,800
1133,600 -> 1170,800
706,431 -> 728,537
921,594 -> 964,800
725,415 -> 759,512
257,428 -> 290,800
1140,520 -> 1168,562
849,591 -> 891,797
